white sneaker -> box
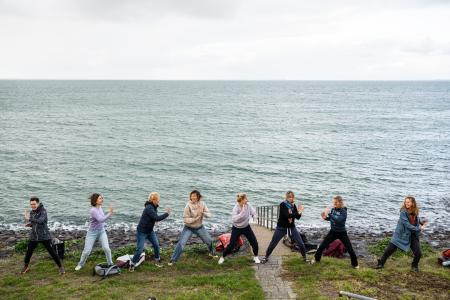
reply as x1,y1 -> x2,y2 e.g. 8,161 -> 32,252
74,265 -> 82,271
218,257 -> 225,265
253,256 -> 261,264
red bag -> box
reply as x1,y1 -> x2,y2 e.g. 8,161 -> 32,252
443,249 -> 450,259
215,233 -> 244,252
323,239 -> 347,258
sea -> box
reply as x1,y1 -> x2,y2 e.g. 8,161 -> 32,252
1,80 -> 449,234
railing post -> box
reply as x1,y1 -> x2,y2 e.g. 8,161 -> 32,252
270,206 -> 274,230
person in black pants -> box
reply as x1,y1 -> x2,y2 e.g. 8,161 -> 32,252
312,196 -> 359,268
375,196 -> 427,272
219,193 -> 260,264
261,191 -> 308,263
21,197 -> 64,275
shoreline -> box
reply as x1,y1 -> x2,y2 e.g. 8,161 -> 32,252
1,226 -> 448,259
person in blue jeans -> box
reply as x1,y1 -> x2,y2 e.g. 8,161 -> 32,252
75,193 -> 114,270
261,191 -> 308,264
169,190 -> 217,265
130,192 -> 171,271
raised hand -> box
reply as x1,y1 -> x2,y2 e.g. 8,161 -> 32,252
108,206 -> 114,214
165,207 -> 172,214
298,205 -> 305,213
24,210 -> 30,221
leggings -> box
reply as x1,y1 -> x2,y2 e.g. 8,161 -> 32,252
24,240 -> 62,267
223,225 -> 259,257
379,234 -> 421,268
314,230 -> 358,267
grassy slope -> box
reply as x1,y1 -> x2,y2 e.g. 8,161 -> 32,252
283,238 -> 450,300
0,244 -> 263,300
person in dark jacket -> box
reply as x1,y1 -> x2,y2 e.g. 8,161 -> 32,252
129,192 -> 171,271
21,197 -> 65,275
261,191 -> 308,263
312,196 -> 359,268
375,196 -> 427,272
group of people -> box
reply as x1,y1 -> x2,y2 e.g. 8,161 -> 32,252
20,191 -> 427,276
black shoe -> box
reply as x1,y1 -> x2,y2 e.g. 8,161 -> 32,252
374,259 -> 384,269
411,266 -> 419,272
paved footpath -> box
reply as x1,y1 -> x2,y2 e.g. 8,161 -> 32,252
251,224 -> 299,300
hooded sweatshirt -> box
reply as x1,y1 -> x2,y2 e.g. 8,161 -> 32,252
28,203 -> 52,241
231,203 -> 257,228
137,201 -> 169,233
183,200 -> 210,229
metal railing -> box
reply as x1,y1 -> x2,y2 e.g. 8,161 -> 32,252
256,205 -> 279,230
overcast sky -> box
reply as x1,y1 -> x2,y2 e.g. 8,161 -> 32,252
1,0 -> 449,80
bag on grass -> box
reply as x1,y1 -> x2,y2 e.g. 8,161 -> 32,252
116,253 -> 145,268
51,238 -> 65,260
93,263 -> 121,278
215,233 -> 244,252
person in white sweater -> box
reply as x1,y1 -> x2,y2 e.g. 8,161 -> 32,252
219,193 -> 260,264
169,190 -> 217,265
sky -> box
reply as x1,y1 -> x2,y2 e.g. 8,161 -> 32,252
0,0 -> 449,80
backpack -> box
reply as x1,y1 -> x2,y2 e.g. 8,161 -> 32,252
93,263 -> 121,278
51,238 -> 65,260
443,249 -> 450,259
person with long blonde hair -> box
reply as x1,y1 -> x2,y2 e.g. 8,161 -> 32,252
218,193 -> 260,265
375,196 -> 427,272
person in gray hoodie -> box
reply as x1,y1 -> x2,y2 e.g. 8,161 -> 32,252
218,193 -> 260,264
21,197 -> 65,275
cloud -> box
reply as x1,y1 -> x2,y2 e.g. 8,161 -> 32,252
0,0 -> 449,79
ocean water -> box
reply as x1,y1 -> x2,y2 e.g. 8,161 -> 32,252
1,80 -> 449,234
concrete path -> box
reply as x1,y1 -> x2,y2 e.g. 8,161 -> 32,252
251,224 -> 298,300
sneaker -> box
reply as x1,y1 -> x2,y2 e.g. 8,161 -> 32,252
218,257 -> 225,265
253,256 -> 261,264
129,264 -> 135,272
74,265 -> 82,271
353,265 -> 360,269
154,260 -> 163,268
59,267 -> 65,275
208,253 -> 219,258
20,265 -> 30,274
167,261 -> 174,266
260,257 -> 269,264
411,266 -> 419,272
310,259 -> 317,265
303,256 -> 310,263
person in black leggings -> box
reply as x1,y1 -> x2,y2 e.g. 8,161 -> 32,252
375,196 -> 427,272
219,193 -> 260,264
261,191 -> 308,263
312,195 -> 359,268
21,197 -> 64,275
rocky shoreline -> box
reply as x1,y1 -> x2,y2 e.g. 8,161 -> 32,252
1,226 -> 448,260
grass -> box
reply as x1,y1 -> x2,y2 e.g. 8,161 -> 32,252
1,242 -> 264,300
283,238 -> 450,300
